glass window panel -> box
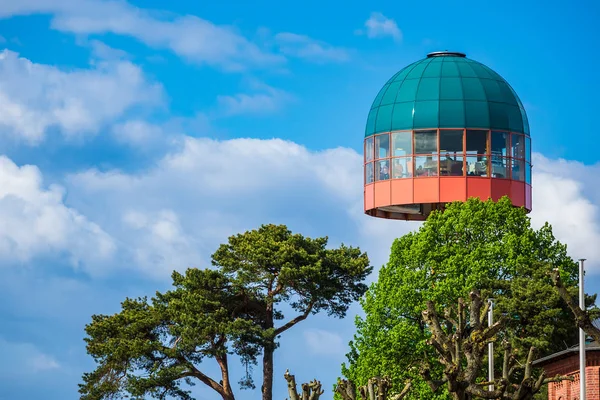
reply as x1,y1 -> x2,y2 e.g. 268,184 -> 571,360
512,159 -> 525,181
441,61 -> 460,77
380,81 -> 402,106
375,104 -> 393,133
491,131 -> 510,158
507,105 -> 523,133
480,79 -> 503,103
392,62 -> 418,82
365,137 -> 374,162
511,134 -> 525,159
440,77 -> 463,100
414,130 -> 438,154
525,136 -> 531,163
416,78 -> 440,101
521,109 -> 530,135
392,157 -> 412,179
491,157 -> 509,178
468,62 -> 494,79
464,101 -> 490,128
423,60 -> 443,77
366,109 -> 377,136
392,131 -> 412,156
439,130 -> 463,153
375,160 -> 390,181
466,155 -> 489,177
439,100 -> 465,128
462,78 -> 487,101
440,156 -> 464,176
482,65 -> 504,81
391,102 -> 414,130
497,82 -> 519,106
457,62 -> 477,77
415,156 -> 438,177
375,134 -> 390,159
413,101 -> 439,129
489,102 -> 510,131
466,130 -> 488,155
405,61 -> 430,79
371,84 -> 389,107
396,79 -> 419,102
365,162 -> 374,184
525,162 -> 532,185
509,85 -> 525,108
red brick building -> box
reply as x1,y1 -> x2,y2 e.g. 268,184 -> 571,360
534,342 -> 600,400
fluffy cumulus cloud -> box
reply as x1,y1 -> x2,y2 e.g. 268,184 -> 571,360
0,156 -> 115,269
529,154 -> 600,267
62,139 -> 600,278
357,12 -> 402,41
3,135 -> 600,278
59,136 -> 405,278
0,49 -> 162,144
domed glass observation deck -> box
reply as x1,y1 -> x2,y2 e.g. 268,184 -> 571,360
364,51 -> 532,220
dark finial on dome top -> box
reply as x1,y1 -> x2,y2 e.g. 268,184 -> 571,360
427,51 -> 466,58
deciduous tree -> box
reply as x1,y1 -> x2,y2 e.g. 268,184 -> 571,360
342,197 -> 592,399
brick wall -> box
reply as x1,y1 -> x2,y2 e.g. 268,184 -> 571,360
544,352 -> 600,400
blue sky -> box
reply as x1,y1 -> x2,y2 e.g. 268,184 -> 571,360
0,1 -> 599,399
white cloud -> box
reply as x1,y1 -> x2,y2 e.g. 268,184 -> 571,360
0,337 -> 60,377
216,82 -> 293,116
303,328 -> 345,356
0,0 -> 284,71
274,33 -> 350,63
357,12 -> 402,41
121,209 -> 201,276
64,136 -> 405,278
112,119 -> 164,146
88,39 -> 129,60
0,155 -> 116,269
529,154 -> 600,267
4,135 -> 598,279
0,49 -> 162,144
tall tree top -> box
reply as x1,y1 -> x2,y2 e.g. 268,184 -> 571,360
212,223 -> 372,320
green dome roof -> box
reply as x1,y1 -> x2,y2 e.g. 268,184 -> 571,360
366,52 -> 529,137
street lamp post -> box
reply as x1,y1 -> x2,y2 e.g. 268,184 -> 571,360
579,258 -> 587,400
488,298 -> 495,392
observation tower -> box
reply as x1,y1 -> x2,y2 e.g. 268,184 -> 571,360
364,51 -> 532,220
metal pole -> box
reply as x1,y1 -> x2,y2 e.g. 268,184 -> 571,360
488,298 -> 494,392
579,258 -> 587,400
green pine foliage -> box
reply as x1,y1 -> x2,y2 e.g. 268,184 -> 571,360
79,224 -> 372,400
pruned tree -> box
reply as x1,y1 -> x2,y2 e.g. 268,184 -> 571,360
421,290 -> 572,400
284,369 -> 324,400
79,224 -> 371,400
335,376 -> 411,400
550,267 -> 600,343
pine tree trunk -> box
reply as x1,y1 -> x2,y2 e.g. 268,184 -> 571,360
262,340 -> 274,400
262,303 -> 275,400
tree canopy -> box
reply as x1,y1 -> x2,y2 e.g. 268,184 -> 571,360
79,224 -> 372,400
342,197 -> 594,399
